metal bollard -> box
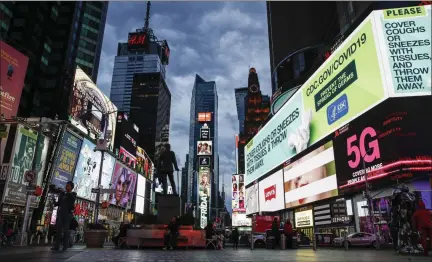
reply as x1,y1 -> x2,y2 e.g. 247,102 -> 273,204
37,235 -> 41,244
344,230 -> 349,251
51,236 -> 54,244
30,235 -> 34,245
45,235 -> 48,244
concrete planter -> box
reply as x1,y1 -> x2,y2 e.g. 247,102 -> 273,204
84,230 -> 108,248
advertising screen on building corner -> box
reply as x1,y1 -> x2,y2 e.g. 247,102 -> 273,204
198,167 -> 211,229
244,6 -> 432,185
333,96 -> 432,195
258,169 -> 284,212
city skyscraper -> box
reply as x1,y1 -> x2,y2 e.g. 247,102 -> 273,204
130,72 -> 171,161
0,2 -> 93,119
187,74 -> 219,220
234,87 -> 248,134
76,2 -> 109,82
181,154 -> 189,211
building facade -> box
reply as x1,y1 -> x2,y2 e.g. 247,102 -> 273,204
234,87 -> 248,134
0,2 -> 87,119
130,72 -> 171,162
76,1 -> 108,83
187,74 -> 219,220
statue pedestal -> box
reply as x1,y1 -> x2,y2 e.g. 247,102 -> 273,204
157,194 -> 182,224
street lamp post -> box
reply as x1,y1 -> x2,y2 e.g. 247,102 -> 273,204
362,147 -> 380,249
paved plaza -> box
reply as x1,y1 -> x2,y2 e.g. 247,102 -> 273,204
1,246 -> 432,262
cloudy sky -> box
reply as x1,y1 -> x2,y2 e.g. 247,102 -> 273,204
96,1 -> 272,212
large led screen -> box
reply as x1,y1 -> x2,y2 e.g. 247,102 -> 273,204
73,138 -> 101,201
333,96 -> 432,195
283,141 -> 338,209
51,131 -> 82,189
245,183 -> 259,215
198,167 -> 211,229
109,161 -> 137,208
197,141 -> 212,156
135,174 -> 146,214
232,174 -> 245,212
100,153 -> 115,202
258,169 -> 285,213
232,212 -> 252,227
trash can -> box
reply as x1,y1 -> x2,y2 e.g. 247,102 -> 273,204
291,235 -> 298,249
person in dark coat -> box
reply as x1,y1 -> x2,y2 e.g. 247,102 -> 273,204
164,216 -> 180,250
284,219 -> 293,249
232,228 -> 239,249
51,181 -> 77,251
157,144 -> 180,195
272,218 -> 280,249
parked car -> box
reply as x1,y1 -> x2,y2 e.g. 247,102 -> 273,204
333,232 -> 383,248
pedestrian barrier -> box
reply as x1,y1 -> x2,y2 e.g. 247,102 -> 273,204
37,235 -> 40,244
30,235 -> 34,245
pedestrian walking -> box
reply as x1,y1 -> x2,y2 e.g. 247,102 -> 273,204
51,181 -> 76,251
284,219 -> 293,249
232,228 -> 239,249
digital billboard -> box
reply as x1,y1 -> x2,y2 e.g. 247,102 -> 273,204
232,174 -> 245,212
0,41 -> 29,119
245,183 -> 259,215
295,206 -> 314,228
51,130 -> 83,189
100,153 -> 115,202
333,96 -> 432,195
70,67 -> 117,145
197,112 -> 212,122
118,146 -> 136,167
197,141 -> 212,156
258,169 -> 285,213
375,5 -> 431,97
73,138 -> 101,201
232,212 -> 252,227
109,161 -> 137,208
283,141 -> 338,209
245,13 -> 388,185
4,125 -> 50,207
136,146 -> 153,180
114,112 -> 138,159
198,167 -> 211,229
135,174 -> 146,214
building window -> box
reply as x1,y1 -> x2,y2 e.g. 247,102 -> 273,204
51,6 -> 58,18
41,56 -> 49,66
44,43 -> 52,53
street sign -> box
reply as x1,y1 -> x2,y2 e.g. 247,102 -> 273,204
91,188 -> 100,194
100,188 -> 116,194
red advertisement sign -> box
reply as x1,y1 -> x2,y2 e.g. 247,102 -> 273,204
0,41 -> 29,118
197,112 -> 212,122
264,184 -> 276,202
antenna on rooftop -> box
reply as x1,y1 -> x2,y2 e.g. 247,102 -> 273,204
144,1 -> 151,29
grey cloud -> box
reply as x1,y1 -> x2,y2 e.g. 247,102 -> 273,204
98,3 -> 270,211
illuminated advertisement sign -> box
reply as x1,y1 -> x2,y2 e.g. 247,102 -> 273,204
283,141 -> 338,209
4,125 -> 50,206
0,41 -> 29,119
197,141 -> 212,156
70,67 -> 117,145
51,131 -> 83,189
258,170 -> 284,212
73,138 -> 101,201
232,212 -> 252,227
200,127 -> 210,140
128,32 -> 148,50
375,5 -> 431,97
295,207 -> 314,228
109,161 -> 137,208
333,96 -> 432,195
118,146 -> 136,167
135,174 -> 146,214
114,112 -> 138,159
245,183 -> 259,215
199,156 -> 210,167
197,112 -> 212,122
198,168 -> 211,229
136,146 -> 153,180
232,174 -> 245,212
245,13 -> 389,185
100,153 -> 115,202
